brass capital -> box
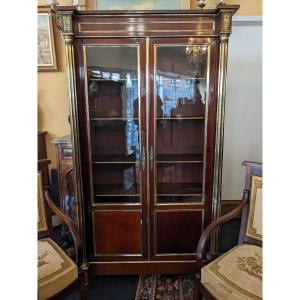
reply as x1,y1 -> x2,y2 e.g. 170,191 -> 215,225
63,34 -> 74,45
219,33 -> 229,43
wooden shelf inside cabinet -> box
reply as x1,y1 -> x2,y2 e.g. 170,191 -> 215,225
156,77 -> 206,81
157,183 -> 202,196
93,183 -> 140,196
90,117 -> 139,121
156,117 -> 205,120
156,154 -> 203,163
92,154 -> 139,164
90,78 -> 139,82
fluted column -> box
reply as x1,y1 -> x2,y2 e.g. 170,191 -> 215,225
63,34 -> 87,265
210,9 -> 234,251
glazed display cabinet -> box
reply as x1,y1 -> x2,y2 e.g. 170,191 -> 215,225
55,4 -> 239,275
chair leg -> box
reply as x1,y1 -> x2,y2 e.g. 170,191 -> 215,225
78,272 -> 86,300
194,272 -> 202,300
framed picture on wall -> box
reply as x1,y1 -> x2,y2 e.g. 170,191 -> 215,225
96,0 -> 191,10
38,10 -> 57,71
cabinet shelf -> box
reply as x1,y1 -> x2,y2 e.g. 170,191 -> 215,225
157,154 -> 203,163
156,117 -> 205,120
89,78 -> 138,82
90,117 -> 139,121
157,183 -> 202,196
157,77 -> 206,81
92,154 -> 139,164
94,184 -> 140,196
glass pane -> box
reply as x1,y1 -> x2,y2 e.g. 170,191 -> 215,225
155,45 -> 208,204
86,46 -> 141,204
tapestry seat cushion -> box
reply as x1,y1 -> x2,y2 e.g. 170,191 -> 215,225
201,244 -> 262,300
246,176 -> 262,242
38,172 -> 48,234
38,238 -> 78,300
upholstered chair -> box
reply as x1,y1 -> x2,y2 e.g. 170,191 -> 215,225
196,161 -> 262,300
38,160 -> 85,300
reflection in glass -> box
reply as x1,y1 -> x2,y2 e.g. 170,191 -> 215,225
156,46 -> 207,118
86,46 -> 141,203
155,45 -> 208,204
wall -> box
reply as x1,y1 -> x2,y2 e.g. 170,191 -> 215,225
38,24 -> 70,168
191,0 -> 262,16
222,22 -> 262,200
38,1 -> 262,196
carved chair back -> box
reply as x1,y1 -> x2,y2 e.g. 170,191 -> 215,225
38,159 -> 53,239
238,161 -> 262,247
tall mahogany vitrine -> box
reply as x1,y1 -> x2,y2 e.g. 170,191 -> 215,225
55,4 -> 239,275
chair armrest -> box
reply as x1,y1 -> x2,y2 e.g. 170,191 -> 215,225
45,189 -> 82,266
196,190 -> 249,267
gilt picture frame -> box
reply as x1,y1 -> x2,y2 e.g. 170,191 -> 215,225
38,10 -> 57,71
96,0 -> 191,10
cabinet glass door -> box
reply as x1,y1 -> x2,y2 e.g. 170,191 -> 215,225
154,44 -> 209,204
85,45 -> 142,204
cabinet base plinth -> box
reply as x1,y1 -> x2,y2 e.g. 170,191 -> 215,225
89,261 -> 198,275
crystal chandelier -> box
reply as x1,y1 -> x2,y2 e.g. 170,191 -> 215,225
186,44 -> 208,63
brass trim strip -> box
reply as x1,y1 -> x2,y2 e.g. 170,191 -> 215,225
78,21 -> 214,25
75,35 -> 218,39
201,43 -> 211,205
157,194 -> 202,197
78,22 -> 215,33
92,161 -> 139,164
93,194 -> 140,197
63,35 -> 87,264
157,161 -> 203,163
146,37 -> 151,260
156,117 -> 205,120
78,28 -> 214,34
89,260 -> 197,264
155,202 -> 204,206
82,44 -> 96,211
211,34 -> 230,252
155,253 -> 197,256
90,117 -> 139,120
93,254 -> 144,257
91,202 -> 141,207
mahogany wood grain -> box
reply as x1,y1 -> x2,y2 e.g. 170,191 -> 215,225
156,210 -> 203,255
89,261 -> 198,275
93,211 -> 143,256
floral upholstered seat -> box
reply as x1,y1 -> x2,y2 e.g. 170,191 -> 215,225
197,162 -> 262,300
201,244 -> 262,300
37,168 -> 84,300
38,238 -> 78,300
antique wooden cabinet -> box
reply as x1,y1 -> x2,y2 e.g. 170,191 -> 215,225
55,4 -> 239,275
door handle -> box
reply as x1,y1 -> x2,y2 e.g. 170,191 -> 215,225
149,146 -> 154,171
141,146 -> 146,171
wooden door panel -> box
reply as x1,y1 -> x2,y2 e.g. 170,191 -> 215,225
155,210 -> 203,254
93,211 -> 142,255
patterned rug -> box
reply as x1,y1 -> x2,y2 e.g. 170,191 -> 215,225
135,274 -> 197,300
